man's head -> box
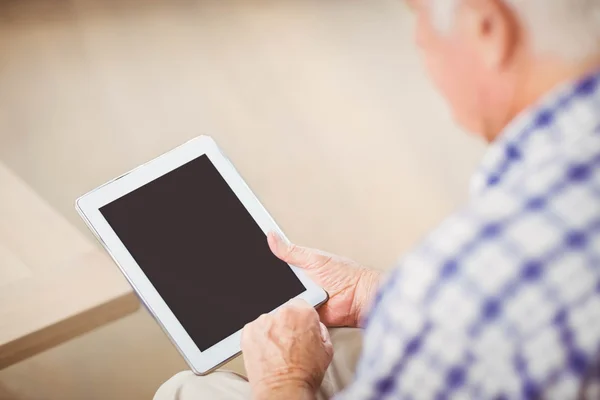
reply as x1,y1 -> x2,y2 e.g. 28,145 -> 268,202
411,0 -> 600,141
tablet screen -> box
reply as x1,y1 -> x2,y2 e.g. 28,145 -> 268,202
100,155 -> 306,351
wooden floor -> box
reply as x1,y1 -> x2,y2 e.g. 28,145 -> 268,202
0,0 -> 484,399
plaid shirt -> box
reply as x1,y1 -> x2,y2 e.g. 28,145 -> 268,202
338,70 -> 600,399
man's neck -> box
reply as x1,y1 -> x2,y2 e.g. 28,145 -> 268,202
488,54 -> 600,142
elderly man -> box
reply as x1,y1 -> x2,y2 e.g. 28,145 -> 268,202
156,0 -> 600,398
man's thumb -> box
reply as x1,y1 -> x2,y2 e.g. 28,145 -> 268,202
267,232 -> 325,270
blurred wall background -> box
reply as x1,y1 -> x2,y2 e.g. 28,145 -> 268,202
0,0 -> 484,398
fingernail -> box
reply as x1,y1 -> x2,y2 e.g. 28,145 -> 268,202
270,232 -> 289,251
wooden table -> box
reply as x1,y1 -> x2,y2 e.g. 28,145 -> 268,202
0,162 -> 138,368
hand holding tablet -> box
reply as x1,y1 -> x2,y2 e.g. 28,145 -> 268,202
76,136 -> 328,375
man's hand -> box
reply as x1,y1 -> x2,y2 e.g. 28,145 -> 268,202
268,232 -> 382,328
241,299 -> 334,400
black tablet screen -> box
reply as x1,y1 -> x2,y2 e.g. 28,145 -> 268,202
100,155 -> 306,351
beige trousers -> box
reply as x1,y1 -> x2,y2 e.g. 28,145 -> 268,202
154,328 -> 363,400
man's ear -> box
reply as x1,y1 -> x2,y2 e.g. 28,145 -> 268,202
458,0 -> 519,69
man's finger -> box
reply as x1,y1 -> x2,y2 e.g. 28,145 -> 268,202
319,322 -> 330,343
288,297 -> 311,309
267,232 -> 333,270
320,322 -> 334,358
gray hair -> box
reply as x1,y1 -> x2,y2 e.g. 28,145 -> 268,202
431,0 -> 600,61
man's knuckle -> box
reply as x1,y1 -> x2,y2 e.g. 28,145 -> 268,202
241,325 -> 250,342
297,307 -> 311,318
257,313 -> 269,323
297,301 -> 314,313
243,321 -> 255,332
280,306 -> 293,316
287,243 -> 304,261
288,244 -> 317,267
319,254 -> 335,269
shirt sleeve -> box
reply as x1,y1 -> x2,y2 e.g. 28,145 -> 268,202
335,182 -> 600,399
335,206 -> 486,400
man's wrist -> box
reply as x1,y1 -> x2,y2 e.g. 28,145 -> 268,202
354,269 -> 383,327
253,378 -> 317,400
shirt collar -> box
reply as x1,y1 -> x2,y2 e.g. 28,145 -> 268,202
470,69 -> 600,197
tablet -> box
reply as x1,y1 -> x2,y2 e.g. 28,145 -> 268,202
76,136 -> 328,375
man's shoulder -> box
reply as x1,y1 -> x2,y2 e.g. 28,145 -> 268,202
386,136 -> 600,313
470,129 -> 600,253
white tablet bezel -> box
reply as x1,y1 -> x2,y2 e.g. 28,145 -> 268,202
75,135 -> 328,375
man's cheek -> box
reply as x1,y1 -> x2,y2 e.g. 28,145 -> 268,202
424,54 -> 476,129
423,52 -> 454,99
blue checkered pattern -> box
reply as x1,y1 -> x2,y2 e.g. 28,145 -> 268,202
337,70 -> 600,399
